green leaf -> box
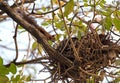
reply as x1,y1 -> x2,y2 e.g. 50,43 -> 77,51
64,0 -> 74,17
37,44 -> 43,54
77,30 -> 81,40
115,59 -> 120,66
103,17 -> 112,30
8,63 -> 17,74
32,42 -> 37,50
0,75 -> 9,83
55,21 -> 65,31
0,66 -> 9,75
101,0 -> 106,4
57,13 -> 62,18
18,25 -> 23,29
41,6 -> 46,11
20,30 -> 26,34
99,0 -> 106,8
117,10 -> 120,16
26,75 -> 31,81
84,3 -> 88,7
111,77 -> 120,83
55,34 -> 62,41
18,25 -> 26,33
83,0 -> 87,2
100,8 -> 112,16
112,18 -> 120,31
36,11 -> 43,14
83,0 -> 88,6
41,21 -> 49,26
48,40 -> 53,45
0,57 -> 3,65
11,75 -> 21,82
15,75 -> 20,81
32,42 -> 43,54
41,20 -> 51,26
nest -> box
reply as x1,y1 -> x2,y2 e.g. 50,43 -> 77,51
49,33 -> 120,83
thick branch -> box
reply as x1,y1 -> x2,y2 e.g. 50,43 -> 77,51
0,2 -> 73,67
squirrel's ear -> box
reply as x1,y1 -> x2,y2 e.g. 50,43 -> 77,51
16,9 -> 23,14
51,35 -> 55,42
15,9 -> 26,18
52,35 -> 55,37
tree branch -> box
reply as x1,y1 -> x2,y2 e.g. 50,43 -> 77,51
13,24 -> 18,62
0,2 -> 73,67
0,0 -> 35,15
5,56 -> 49,67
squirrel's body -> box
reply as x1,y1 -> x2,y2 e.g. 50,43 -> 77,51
17,10 -> 55,41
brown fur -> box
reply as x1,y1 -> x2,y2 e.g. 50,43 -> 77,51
16,10 -> 55,41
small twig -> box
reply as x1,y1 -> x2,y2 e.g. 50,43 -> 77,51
0,15 -> 8,19
60,38 -> 70,53
80,5 -> 87,17
76,16 -> 89,25
5,56 -> 49,67
57,62 -> 61,78
0,44 -> 27,51
32,4 -> 67,15
64,66 -> 74,74
79,67 -> 100,77
110,29 -> 120,37
91,0 -> 96,22
69,12 -> 78,33
109,65 -> 120,69
58,0 -> 81,61
13,24 -> 18,63
50,0 -> 58,39
105,75 -> 110,83
26,33 -> 31,58
31,3 -> 35,14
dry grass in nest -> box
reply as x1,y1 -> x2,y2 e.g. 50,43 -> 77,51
48,33 -> 120,83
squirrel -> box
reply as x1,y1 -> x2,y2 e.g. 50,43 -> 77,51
16,9 -> 55,41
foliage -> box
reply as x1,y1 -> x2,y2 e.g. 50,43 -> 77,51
0,57 -> 30,83
0,0 -> 120,83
